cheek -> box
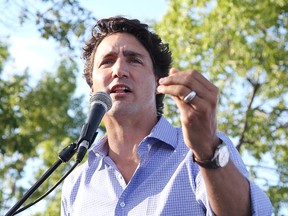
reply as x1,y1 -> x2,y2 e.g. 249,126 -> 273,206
92,71 -> 110,92
142,77 -> 158,96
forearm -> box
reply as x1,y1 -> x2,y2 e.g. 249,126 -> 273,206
201,160 -> 251,216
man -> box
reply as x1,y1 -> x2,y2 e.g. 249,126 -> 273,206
61,16 -> 272,215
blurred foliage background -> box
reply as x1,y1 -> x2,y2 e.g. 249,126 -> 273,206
0,0 -> 287,215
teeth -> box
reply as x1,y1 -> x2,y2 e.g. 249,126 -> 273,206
112,86 -> 130,93
117,87 -> 128,90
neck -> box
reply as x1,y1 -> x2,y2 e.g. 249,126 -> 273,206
103,114 -> 158,183
104,114 -> 158,153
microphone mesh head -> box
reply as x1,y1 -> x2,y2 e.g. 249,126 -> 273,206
90,92 -> 112,111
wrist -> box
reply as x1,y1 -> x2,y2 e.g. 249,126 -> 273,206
192,137 -> 221,161
192,138 -> 229,169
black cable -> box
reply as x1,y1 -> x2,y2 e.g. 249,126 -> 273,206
13,161 -> 79,215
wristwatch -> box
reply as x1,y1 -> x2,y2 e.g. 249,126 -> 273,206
192,139 -> 229,169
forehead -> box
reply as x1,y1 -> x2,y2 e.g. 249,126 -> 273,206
94,33 -> 150,58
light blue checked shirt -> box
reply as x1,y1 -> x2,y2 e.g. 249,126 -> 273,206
61,116 -> 272,216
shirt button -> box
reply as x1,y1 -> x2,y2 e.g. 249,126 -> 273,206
120,202 -> 125,208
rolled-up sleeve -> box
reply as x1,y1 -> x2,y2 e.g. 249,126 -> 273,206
195,132 -> 273,215
249,181 -> 273,215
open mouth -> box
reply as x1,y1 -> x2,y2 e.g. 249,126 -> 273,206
110,85 -> 132,94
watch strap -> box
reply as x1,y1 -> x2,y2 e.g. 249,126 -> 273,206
192,139 -> 225,169
192,153 -> 220,169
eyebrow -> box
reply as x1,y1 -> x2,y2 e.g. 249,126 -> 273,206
100,50 -> 145,59
122,50 -> 144,59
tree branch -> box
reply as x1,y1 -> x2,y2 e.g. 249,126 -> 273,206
236,78 -> 260,150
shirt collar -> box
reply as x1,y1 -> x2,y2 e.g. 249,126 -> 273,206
146,116 -> 178,149
91,136 -> 108,157
88,116 -> 178,163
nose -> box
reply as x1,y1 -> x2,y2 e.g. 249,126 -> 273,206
112,59 -> 129,78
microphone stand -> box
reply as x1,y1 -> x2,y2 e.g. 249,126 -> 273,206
6,91 -> 110,215
5,142 -> 78,216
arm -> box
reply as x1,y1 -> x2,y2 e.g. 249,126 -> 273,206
195,132 -> 273,216
157,68 -> 251,215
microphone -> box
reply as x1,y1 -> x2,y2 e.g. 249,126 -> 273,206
76,92 -> 112,162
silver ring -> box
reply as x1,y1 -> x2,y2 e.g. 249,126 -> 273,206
184,91 -> 197,103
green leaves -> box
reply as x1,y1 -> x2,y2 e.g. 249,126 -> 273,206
0,57 -> 86,214
2,0 -> 95,50
0,0 -> 287,214
33,1 -> 94,49
154,0 -> 288,213
0,1 -> 95,214
0,42 -> 9,72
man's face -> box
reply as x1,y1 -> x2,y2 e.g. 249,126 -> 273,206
92,32 -> 158,117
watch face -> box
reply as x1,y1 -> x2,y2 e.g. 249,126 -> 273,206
218,145 -> 229,167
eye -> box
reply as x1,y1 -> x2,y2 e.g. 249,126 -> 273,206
128,57 -> 142,65
103,59 -> 113,65
99,58 -> 114,68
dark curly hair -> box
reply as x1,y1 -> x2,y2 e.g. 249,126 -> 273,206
83,16 -> 172,115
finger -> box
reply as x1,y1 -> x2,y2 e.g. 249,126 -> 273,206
158,78 -> 214,102
169,67 -> 179,75
157,82 -> 218,115
157,83 -> 193,100
157,83 -> 210,109
160,69 -> 218,93
172,95 -> 214,127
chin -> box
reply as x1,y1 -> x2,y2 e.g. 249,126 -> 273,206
108,104 -> 134,116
